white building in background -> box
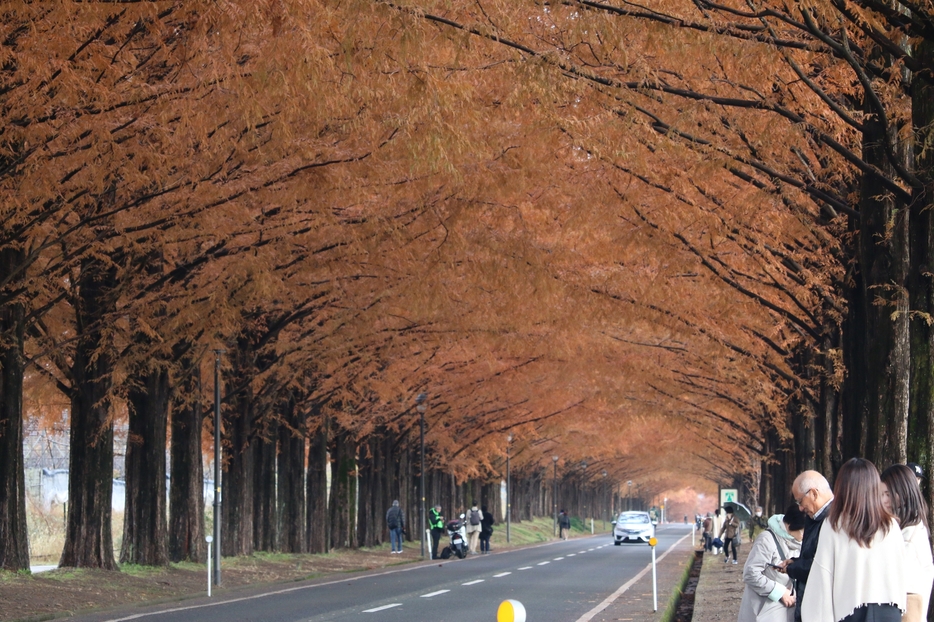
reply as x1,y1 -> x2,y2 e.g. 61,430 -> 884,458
24,412 -> 212,513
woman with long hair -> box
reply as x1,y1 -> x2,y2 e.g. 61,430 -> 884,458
800,458 -> 905,622
881,464 -> 934,622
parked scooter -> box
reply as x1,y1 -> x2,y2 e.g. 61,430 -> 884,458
440,514 -> 468,559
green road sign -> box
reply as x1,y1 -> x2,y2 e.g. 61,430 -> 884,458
720,489 -> 738,507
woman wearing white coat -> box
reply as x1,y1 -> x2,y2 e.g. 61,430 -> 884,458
738,504 -> 806,622
881,464 -> 934,622
801,457 -> 905,622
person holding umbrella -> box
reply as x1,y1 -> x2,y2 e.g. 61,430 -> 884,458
720,504 -> 742,564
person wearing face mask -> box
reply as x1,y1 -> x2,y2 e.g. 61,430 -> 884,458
738,504 -> 806,622
749,506 -> 767,541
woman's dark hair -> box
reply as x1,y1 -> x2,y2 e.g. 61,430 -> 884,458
782,504 -> 807,532
881,464 -> 929,529
829,457 -> 893,547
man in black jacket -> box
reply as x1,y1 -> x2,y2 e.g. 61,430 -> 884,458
780,470 -> 834,622
386,500 -> 405,554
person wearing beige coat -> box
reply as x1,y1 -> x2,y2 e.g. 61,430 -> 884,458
738,506 -> 805,622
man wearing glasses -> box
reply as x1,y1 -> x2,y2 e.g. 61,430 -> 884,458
778,471 -> 834,622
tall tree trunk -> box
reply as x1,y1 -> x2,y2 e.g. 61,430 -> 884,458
853,113 -> 911,467
306,414 -> 328,553
121,364 -> 170,566
328,429 -> 356,549
277,395 -> 304,553
819,330 -> 840,478
60,260 -> 117,570
841,242 -> 868,462
168,354 -> 205,563
909,37 -> 934,527
356,438 -> 376,547
222,347 -> 254,557
0,247 -> 29,570
252,423 -> 277,552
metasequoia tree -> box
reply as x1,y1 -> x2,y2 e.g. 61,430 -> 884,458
2,0 -> 418,568
366,0 -> 933,488
12,0 -> 934,570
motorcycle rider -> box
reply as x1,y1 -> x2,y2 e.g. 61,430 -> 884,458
429,504 -> 445,559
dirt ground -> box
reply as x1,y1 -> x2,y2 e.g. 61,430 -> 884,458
0,547 -> 420,622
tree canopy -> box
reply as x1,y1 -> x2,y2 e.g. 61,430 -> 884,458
2,0 -> 932,569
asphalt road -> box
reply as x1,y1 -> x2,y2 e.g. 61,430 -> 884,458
82,525 -> 691,622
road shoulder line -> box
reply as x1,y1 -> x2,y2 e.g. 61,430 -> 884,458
574,531 -> 692,622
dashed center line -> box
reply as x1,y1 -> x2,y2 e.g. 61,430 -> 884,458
493,572 -> 512,577
588,548 -> 595,551
568,554 -> 577,557
364,604 -> 402,613
554,557 -> 565,561
462,579 -> 485,586
518,566 -> 533,570
537,561 -> 550,566
421,590 -> 450,598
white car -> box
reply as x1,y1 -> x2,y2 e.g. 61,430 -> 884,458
613,511 -> 655,544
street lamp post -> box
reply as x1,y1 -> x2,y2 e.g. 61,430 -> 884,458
627,480 -> 633,511
212,349 -> 225,587
581,461 -> 588,524
602,470 -> 607,531
552,456 -> 559,536
506,434 -> 513,543
416,393 -> 428,558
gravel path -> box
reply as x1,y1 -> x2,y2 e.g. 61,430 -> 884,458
693,538 -> 752,622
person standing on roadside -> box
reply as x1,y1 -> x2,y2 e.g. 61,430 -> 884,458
800,458 -> 905,622
428,504 -> 445,559
738,504 -> 806,622
559,509 -> 571,540
749,506 -> 766,541
702,514 -> 713,551
712,508 -> 723,554
778,470 -> 834,622
386,500 -> 405,554
719,504 -> 741,564
465,501 -> 483,554
479,505 -> 494,553
881,464 -> 934,622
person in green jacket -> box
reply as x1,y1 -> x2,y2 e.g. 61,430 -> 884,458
429,504 -> 445,559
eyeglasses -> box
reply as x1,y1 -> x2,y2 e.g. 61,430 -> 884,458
794,488 -> 814,507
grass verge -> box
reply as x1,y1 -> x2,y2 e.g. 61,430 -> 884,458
498,515 -> 610,548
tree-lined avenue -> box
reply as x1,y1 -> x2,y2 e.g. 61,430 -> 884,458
66,526 -> 690,622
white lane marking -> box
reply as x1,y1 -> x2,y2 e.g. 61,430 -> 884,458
588,548 -> 595,551
364,604 -> 402,613
98,530 -> 619,622
518,566 -> 533,570
462,579 -> 485,586
568,554 -> 577,557
421,589 -> 450,598
537,561 -> 550,565
554,557 -> 565,561
493,572 -> 512,577
575,531 -> 692,622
